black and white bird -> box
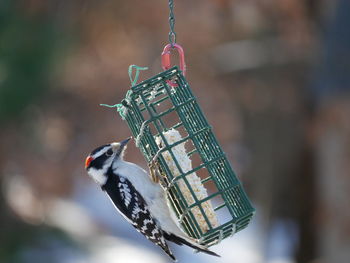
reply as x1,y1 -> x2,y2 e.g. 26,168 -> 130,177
85,137 -> 219,261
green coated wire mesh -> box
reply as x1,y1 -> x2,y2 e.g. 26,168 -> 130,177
118,66 -> 255,246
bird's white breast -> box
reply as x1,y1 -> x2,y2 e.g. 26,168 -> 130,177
113,160 -> 186,237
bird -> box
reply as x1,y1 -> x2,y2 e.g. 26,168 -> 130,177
85,137 -> 220,261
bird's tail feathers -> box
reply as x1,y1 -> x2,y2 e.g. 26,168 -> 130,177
157,240 -> 177,261
164,248 -> 177,262
164,232 -> 220,257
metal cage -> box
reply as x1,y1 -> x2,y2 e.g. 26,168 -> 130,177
118,66 -> 255,246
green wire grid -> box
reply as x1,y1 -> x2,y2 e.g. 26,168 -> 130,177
118,66 -> 255,246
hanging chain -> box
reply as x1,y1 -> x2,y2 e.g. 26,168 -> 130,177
162,0 -> 186,78
168,0 -> 176,46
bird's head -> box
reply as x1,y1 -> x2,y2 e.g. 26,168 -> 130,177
85,137 -> 131,185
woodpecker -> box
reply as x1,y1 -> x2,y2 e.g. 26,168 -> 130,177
85,137 -> 219,261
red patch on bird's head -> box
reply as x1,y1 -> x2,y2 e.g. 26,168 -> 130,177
85,156 -> 93,168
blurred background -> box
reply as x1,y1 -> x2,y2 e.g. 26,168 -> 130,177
1,0 -> 350,262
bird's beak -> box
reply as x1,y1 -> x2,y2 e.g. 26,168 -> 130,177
120,137 -> 132,148
85,155 -> 93,169
111,137 -> 132,156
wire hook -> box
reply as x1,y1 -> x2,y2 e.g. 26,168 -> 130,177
161,43 -> 186,87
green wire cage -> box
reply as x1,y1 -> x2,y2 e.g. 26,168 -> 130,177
118,66 -> 255,246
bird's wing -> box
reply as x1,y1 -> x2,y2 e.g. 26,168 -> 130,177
102,173 -> 176,261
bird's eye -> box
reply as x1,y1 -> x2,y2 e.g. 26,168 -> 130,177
106,149 -> 114,156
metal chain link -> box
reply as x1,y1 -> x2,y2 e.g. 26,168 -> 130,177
168,0 -> 176,46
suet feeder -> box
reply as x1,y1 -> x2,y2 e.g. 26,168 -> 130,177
117,63 -> 255,247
